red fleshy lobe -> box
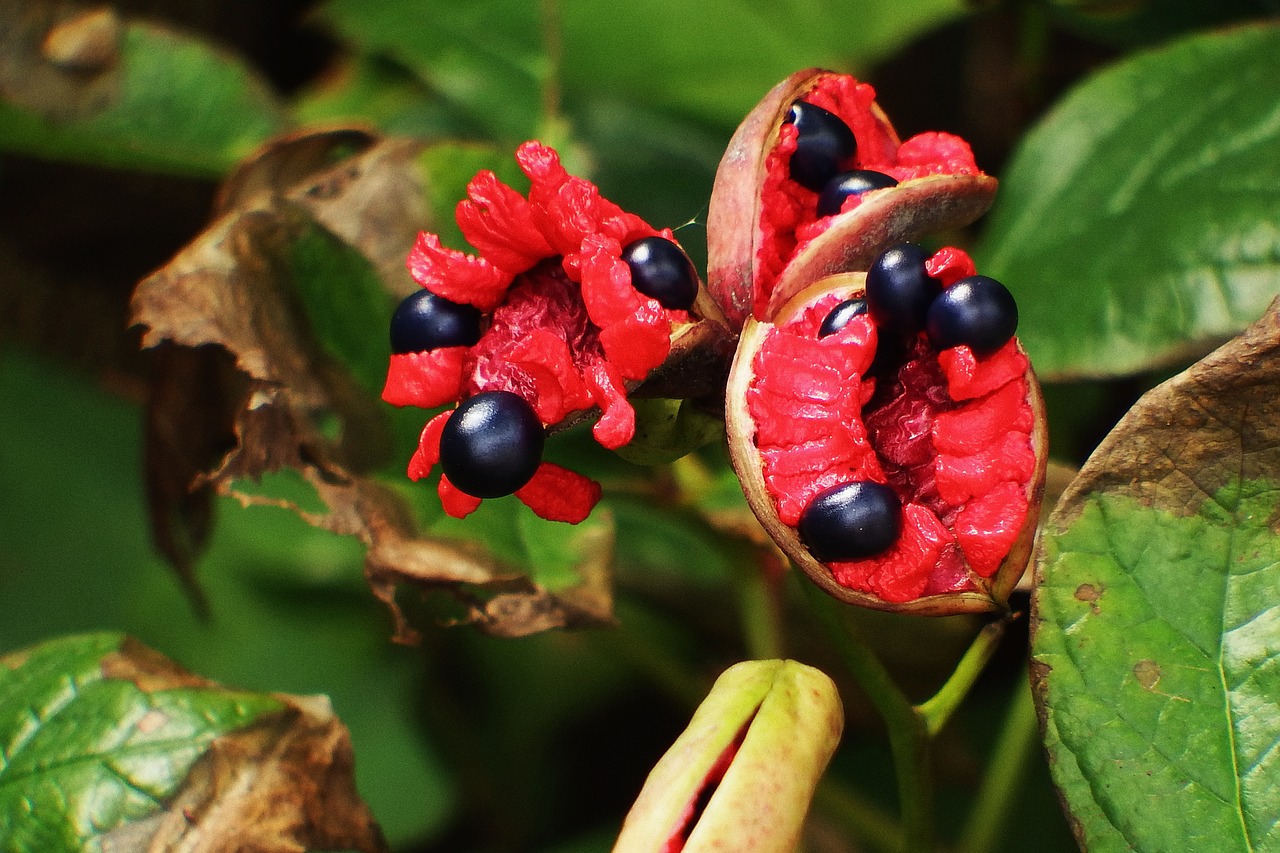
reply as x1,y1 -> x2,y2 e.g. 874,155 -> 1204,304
407,233 -> 511,312
954,482 -> 1028,577
939,341 -> 1028,401
456,170 -> 555,275
514,463 -> 603,524
408,411 -> 451,482
383,349 -> 466,409
439,476 -> 483,519
584,358 -> 634,450
925,247 -> 977,287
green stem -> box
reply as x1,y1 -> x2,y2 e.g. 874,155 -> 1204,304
812,775 -> 905,853
956,679 -> 1040,853
606,598 -> 710,709
917,618 -> 1009,736
733,543 -> 786,661
799,579 -> 934,852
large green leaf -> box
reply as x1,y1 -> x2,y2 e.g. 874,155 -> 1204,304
560,0 -> 967,128
316,0 -> 546,143
1032,300 -> 1280,850
0,633 -> 281,852
1046,0 -> 1280,47
315,0 -> 968,139
0,5 -> 284,177
975,23 -> 1280,380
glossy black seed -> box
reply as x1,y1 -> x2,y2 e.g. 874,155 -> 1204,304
818,297 -> 868,338
622,236 -> 699,310
816,170 -> 898,217
786,101 -> 857,191
865,243 -> 941,336
390,290 -> 483,354
439,391 -> 544,499
798,481 -> 902,562
925,275 -> 1019,356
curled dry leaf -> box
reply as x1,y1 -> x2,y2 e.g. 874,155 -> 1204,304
131,128 -> 615,640
144,693 -> 385,853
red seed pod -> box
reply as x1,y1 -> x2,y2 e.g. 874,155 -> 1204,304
707,69 -> 997,330
725,248 -> 1047,614
382,142 -> 724,523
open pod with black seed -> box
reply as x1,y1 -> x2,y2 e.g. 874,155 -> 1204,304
613,659 -> 842,853
707,68 -> 997,330
725,246 -> 1048,614
383,141 -> 729,523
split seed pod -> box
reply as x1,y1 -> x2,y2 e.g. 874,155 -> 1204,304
382,142 -> 730,523
707,68 -> 997,330
725,254 -> 1048,614
613,660 -> 843,853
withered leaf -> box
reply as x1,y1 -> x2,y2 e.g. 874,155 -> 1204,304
1043,296 -> 1280,522
1031,297 -> 1280,851
1,633 -> 385,853
132,128 -> 618,640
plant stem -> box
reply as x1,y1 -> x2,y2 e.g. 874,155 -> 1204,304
799,578 -> 934,852
918,618 -> 1009,736
733,542 -> 786,661
607,599 -> 710,709
812,775 -> 905,853
956,678 -> 1040,853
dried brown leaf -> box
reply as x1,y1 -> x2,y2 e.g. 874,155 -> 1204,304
143,694 -> 386,853
1047,296 -> 1280,528
132,128 -> 619,640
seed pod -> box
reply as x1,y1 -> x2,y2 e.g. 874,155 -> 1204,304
725,251 -> 1048,614
707,68 -> 997,330
613,660 -> 843,853
382,142 -> 731,523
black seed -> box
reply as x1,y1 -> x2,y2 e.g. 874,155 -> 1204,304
799,481 -> 902,562
818,297 -> 868,338
390,290 -> 483,354
865,243 -> 941,336
925,275 -> 1019,356
621,236 -> 699,310
786,101 -> 857,192
439,391 -> 544,499
816,170 -> 898,217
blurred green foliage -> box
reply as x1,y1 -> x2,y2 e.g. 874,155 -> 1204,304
3,0 -> 1279,850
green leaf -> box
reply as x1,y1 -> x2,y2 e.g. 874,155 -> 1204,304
291,55 -> 469,140
975,23 -> 1280,380
1032,300 -> 1280,850
517,505 -> 613,593
286,219 -> 397,396
0,8 -> 284,177
316,0 -> 546,143
559,0 -> 967,128
315,0 -> 967,140
1046,0 -> 1280,47
0,633 -> 281,852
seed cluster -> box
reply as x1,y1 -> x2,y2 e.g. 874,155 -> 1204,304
785,101 -> 898,218
791,242 -> 1022,566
